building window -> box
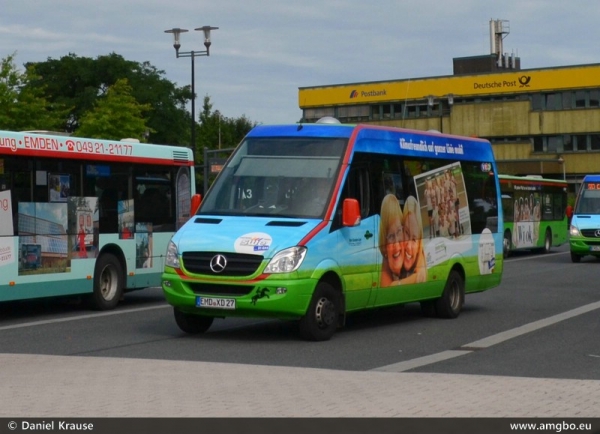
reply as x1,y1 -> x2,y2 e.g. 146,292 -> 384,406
545,93 -> 562,110
574,135 -> 587,151
370,105 -> 381,120
563,135 -> 574,151
532,94 -> 543,110
303,107 -> 335,122
382,104 -> 391,119
533,137 -> 544,152
590,90 -> 600,107
574,90 -> 586,108
392,103 -> 404,119
337,105 -> 369,121
591,134 -> 600,151
562,91 -> 572,109
546,136 -> 563,153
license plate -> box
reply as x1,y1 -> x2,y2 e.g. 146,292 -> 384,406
590,246 -> 600,252
195,296 -> 236,310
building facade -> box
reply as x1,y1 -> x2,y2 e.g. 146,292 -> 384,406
298,61 -> 600,197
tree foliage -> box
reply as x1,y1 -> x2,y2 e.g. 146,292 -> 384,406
74,78 -> 152,141
0,53 -> 66,131
198,95 -> 256,152
2,52 -> 256,167
26,53 -> 191,144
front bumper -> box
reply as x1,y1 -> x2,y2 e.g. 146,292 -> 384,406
161,268 -> 315,320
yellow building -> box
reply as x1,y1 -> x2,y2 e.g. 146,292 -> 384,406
298,22 -> 600,197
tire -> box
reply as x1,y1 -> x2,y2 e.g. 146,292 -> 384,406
435,270 -> 465,319
503,230 -> 512,258
299,282 -> 340,341
90,253 -> 123,310
570,252 -> 581,263
174,308 -> 214,334
542,228 -> 552,254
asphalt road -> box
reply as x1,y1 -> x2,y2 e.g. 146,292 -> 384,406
1,243 -> 598,380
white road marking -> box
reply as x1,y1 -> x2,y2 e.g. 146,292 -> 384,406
0,305 -> 169,331
372,300 -> 600,372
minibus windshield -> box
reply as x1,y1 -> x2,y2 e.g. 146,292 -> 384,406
575,184 -> 600,214
199,137 -> 348,218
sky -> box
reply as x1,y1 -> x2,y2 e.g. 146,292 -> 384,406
2,1 -> 599,127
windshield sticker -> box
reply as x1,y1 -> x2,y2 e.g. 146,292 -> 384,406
235,232 -> 273,253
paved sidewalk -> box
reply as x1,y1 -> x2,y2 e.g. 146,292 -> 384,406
1,353 -> 599,417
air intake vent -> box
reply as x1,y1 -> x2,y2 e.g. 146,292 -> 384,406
194,218 -> 222,224
172,150 -> 190,163
266,221 -> 307,227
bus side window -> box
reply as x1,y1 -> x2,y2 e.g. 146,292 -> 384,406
98,188 -> 118,234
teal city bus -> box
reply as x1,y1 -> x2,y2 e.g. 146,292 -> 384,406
570,174 -> 600,262
162,121 -> 504,340
499,174 -> 568,257
0,130 -> 194,309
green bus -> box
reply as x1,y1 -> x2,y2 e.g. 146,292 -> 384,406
499,174 -> 567,257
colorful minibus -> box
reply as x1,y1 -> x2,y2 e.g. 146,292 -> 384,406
570,174 -> 600,262
162,121 -> 504,340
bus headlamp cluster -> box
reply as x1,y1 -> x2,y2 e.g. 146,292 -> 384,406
166,240 -> 181,268
569,225 -> 580,237
264,246 -> 307,274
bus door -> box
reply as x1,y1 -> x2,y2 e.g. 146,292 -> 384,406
335,165 -> 378,310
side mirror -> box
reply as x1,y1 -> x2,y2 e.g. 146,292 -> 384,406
190,194 -> 202,216
342,198 -> 361,227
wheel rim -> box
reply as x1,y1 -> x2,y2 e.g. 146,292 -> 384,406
99,265 -> 118,301
545,233 -> 551,250
448,279 -> 461,311
315,297 -> 336,329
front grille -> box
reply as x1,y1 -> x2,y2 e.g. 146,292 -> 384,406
182,251 -> 264,276
580,229 -> 600,238
189,282 -> 254,296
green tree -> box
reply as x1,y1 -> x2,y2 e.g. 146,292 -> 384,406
74,78 -> 152,140
0,53 -> 66,131
197,95 -> 255,152
26,53 -> 190,144
196,95 -> 255,190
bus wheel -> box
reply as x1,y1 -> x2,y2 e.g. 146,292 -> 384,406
570,252 -> 581,263
174,308 -> 214,334
299,282 -> 340,341
543,229 -> 552,253
435,270 -> 464,319
503,230 -> 512,258
91,253 -> 123,310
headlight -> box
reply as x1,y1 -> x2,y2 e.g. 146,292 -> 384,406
165,240 -> 180,268
569,225 -> 580,237
264,246 -> 307,274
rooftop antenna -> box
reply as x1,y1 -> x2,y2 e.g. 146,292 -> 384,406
490,19 -> 510,68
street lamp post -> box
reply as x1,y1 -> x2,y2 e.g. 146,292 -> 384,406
165,25 -> 218,166
557,155 -> 566,180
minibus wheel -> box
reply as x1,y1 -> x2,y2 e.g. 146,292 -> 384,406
174,308 -> 214,334
570,252 -> 581,263
90,253 -> 123,310
435,270 -> 464,319
299,282 -> 340,341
